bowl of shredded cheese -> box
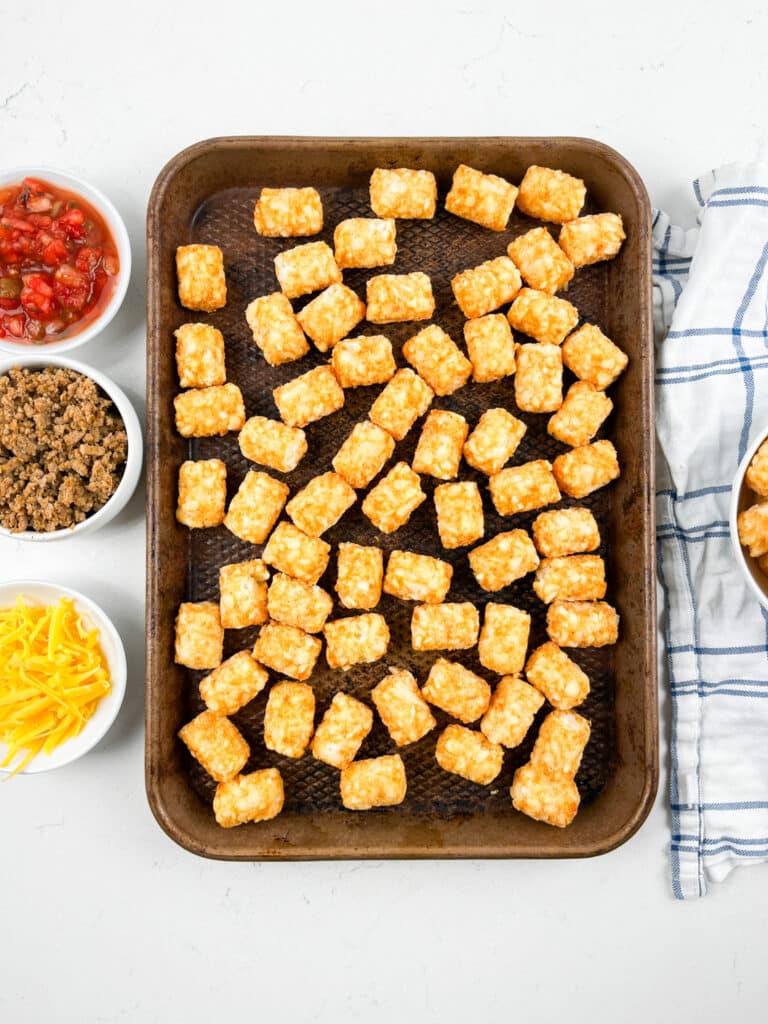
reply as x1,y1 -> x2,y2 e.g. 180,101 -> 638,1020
0,580 -> 127,774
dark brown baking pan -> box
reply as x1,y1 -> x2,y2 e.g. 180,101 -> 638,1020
146,137 -> 657,859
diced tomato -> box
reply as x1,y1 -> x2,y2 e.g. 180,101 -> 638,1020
74,246 -> 102,274
53,263 -> 90,311
5,314 -> 25,337
41,237 -> 69,266
1,216 -> 36,233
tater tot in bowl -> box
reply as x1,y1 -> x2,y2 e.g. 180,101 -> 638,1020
731,426 -> 768,610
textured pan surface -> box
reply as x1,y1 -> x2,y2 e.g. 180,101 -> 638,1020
146,137 -> 657,859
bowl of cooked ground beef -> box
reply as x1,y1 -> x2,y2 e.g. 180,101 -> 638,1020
0,356 -> 142,540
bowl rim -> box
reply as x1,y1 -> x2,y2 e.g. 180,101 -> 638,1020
0,164 -> 131,356
0,353 -> 143,542
729,425 -> 768,611
0,578 -> 128,773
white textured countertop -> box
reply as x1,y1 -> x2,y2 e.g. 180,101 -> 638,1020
3,2 -> 768,1020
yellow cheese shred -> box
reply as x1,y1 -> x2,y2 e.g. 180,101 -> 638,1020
0,596 -> 112,776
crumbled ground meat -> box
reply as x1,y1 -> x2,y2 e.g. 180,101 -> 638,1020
0,366 -> 128,532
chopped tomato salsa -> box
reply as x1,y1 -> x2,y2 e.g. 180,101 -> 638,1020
0,177 -> 120,343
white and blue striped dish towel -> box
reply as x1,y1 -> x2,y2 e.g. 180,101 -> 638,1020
655,160 -> 768,898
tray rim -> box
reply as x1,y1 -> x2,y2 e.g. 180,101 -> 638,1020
146,135 -> 658,861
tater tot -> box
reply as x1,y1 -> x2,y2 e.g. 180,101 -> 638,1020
340,754 -> 407,810
334,217 -> 397,269
324,613 -> 390,670
253,186 -> 323,237
445,164 -> 517,232
515,343 -> 563,413
561,324 -> 629,390
411,603 -> 479,651
737,502 -> 768,557
238,416 -> 307,474
434,481 -> 484,550
531,709 -> 591,777
332,421 -> 395,489
245,292 -> 309,366
525,641 -> 590,710
264,681 -> 315,758
368,368 -> 434,440
516,165 -> 586,224
552,440 -> 620,499
199,651 -> 269,716
422,658 -> 491,723
749,436 -> 768,495
559,213 -> 625,267
531,507 -> 601,558
286,471 -> 356,537
451,256 -> 522,319
546,600 -> 619,648
370,168 -> 437,219
253,621 -> 322,681
176,459 -> 227,529
178,710 -> 249,783
489,460 -> 561,516
219,559 -> 269,629
371,669 -> 436,746
383,549 -> 453,604
548,382 -> 613,447
511,762 -> 580,828
274,240 -> 341,299
176,244 -> 227,312
296,283 -> 366,352
435,724 -> 504,785
468,530 -> 539,592
402,324 -> 472,397
366,272 -> 435,323
463,408 -> 526,476
262,521 -> 331,585
330,334 -> 396,388
174,384 -> 245,438
311,692 -> 373,768
224,470 -> 289,544
267,573 -> 333,633
507,227 -> 574,295
273,365 -> 345,428
480,675 -> 544,748
214,768 -> 284,828
412,410 -> 469,480
533,555 -> 607,604
362,462 -> 426,533
464,315 -> 517,383
174,323 -> 226,388
747,439 -> 768,497
175,602 -> 223,670
335,543 -> 384,610
478,603 -> 531,675
507,288 -> 579,346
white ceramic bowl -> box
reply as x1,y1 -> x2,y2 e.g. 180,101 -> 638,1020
730,426 -> 768,611
0,579 -> 127,773
0,166 -> 131,356
0,354 -> 142,542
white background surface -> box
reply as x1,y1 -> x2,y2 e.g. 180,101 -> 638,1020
2,1 -> 768,1020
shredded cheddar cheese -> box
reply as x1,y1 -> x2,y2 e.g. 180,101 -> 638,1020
0,597 -> 112,775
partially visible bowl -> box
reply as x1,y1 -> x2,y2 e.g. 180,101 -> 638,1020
0,354 -> 143,542
730,426 -> 768,611
0,166 -> 131,356
0,579 -> 127,773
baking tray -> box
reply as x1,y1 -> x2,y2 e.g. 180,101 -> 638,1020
146,137 -> 657,859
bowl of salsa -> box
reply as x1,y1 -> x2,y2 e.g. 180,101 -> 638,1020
0,167 -> 131,353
